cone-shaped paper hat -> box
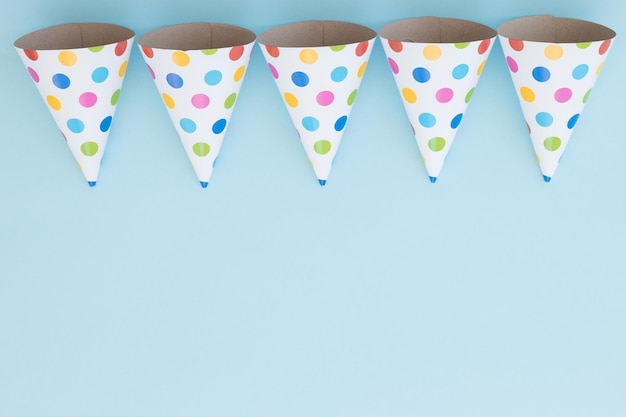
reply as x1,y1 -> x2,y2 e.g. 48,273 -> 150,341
14,23 -> 135,186
138,23 -> 255,187
380,17 -> 496,183
498,15 -> 615,182
259,21 -> 376,186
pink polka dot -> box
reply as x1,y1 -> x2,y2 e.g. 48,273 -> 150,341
27,67 -> 39,82
147,64 -> 155,80
388,58 -> 399,74
79,92 -> 97,108
435,88 -> 454,103
506,56 -> 518,73
554,88 -> 572,103
268,63 -> 279,79
191,93 -> 210,109
316,90 -> 334,106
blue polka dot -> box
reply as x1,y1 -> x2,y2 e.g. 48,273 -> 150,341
572,64 -> 589,80
100,116 -> 112,132
52,73 -> 70,89
532,66 -> 550,82
567,114 -> 580,129
204,70 -> 222,86
452,64 -> 469,80
302,116 -> 319,132
331,66 -> 348,82
212,118 -> 227,134
535,112 -> 553,127
418,113 -> 436,128
67,118 -> 84,133
334,115 -> 348,131
450,113 -> 463,129
292,71 -> 309,87
412,67 -> 430,83
180,118 -> 196,133
166,73 -> 184,89
91,67 -> 109,83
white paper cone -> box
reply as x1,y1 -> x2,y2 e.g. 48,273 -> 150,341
380,17 -> 496,182
259,20 -> 376,185
15,23 -> 135,186
498,15 -> 615,182
138,23 -> 255,187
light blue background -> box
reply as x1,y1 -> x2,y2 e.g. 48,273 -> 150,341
1,0 -> 624,415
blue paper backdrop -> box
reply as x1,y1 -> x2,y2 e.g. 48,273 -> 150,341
1,0 -> 624,416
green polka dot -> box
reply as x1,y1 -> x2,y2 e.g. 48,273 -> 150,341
224,93 -> 237,109
313,140 -> 332,155
111,89 -> 121,105
88,45 -> 104,52
428,137 -> 446,152
192,142 -> 211,157
583,89 -> 592,103
465,88 -> 475,103
80,141 -> 99,156
455,42 -> 470,49
576,42 -> 592,49
347,89 -> 358,106
544,136 -> 561,151
330,45 -> 346,51
202,49 -> 218,55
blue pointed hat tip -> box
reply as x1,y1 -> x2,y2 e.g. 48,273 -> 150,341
87,181 -> 96,187
200,181 -> 209,188
429,176 -> 437,183
318,179 -> 327,186
543,175 -> 552,183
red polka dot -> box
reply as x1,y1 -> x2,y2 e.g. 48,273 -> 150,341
265,45 -> 279,57
509,39 -> 524,51
478,39 -> 491,54
115,41 -> 127,56
355,41 -> 369,57
24,49 -> 38,60
141,46 -> 154,58
388,40 -> 403,53
229,45 -> 244,61
599,39 -> 611,55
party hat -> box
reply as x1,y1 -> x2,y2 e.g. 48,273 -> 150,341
380,17 -> 496,183
138,23 -> 255,187
498,15 -> 615,182
14,23 -> 135,186
259,20 -> 376,186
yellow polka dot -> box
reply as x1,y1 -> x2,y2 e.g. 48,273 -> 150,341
477,59 -> 487,76
172,51 -> 190,66
536,153 -> 541,164
58,50 -> 77,66
520,86 -> 535,102
402,87 -> 417,103
46,95 -> 61,110
284,92 -> 298,108
423,45 -> 442,61
118,61 -> 128,77
162,93 -> 175,109
357,61 -> 367,78
544,44 -> 563,60
596,61 -> 605,76
299,48 -> 318,64
234,65 -> 246,82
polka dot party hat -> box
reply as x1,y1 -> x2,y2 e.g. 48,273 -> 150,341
138,23 -> 256,187
380,17 -> 496,183
498,15 -> 615,182
259,21 -> 376,186
14,23 -> 135,186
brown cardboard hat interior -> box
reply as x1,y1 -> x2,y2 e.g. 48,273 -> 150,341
259,20 -> 376,47
379,17 -> 496,43
497,15 -> 616,42
138,23 -> 256,50
14,23 -> 135,50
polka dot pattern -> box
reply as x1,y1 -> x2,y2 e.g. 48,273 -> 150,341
380,31 -> 496,180
15,26 -> 135,183
499,29 -> 614,179
138,32 -> 255,185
